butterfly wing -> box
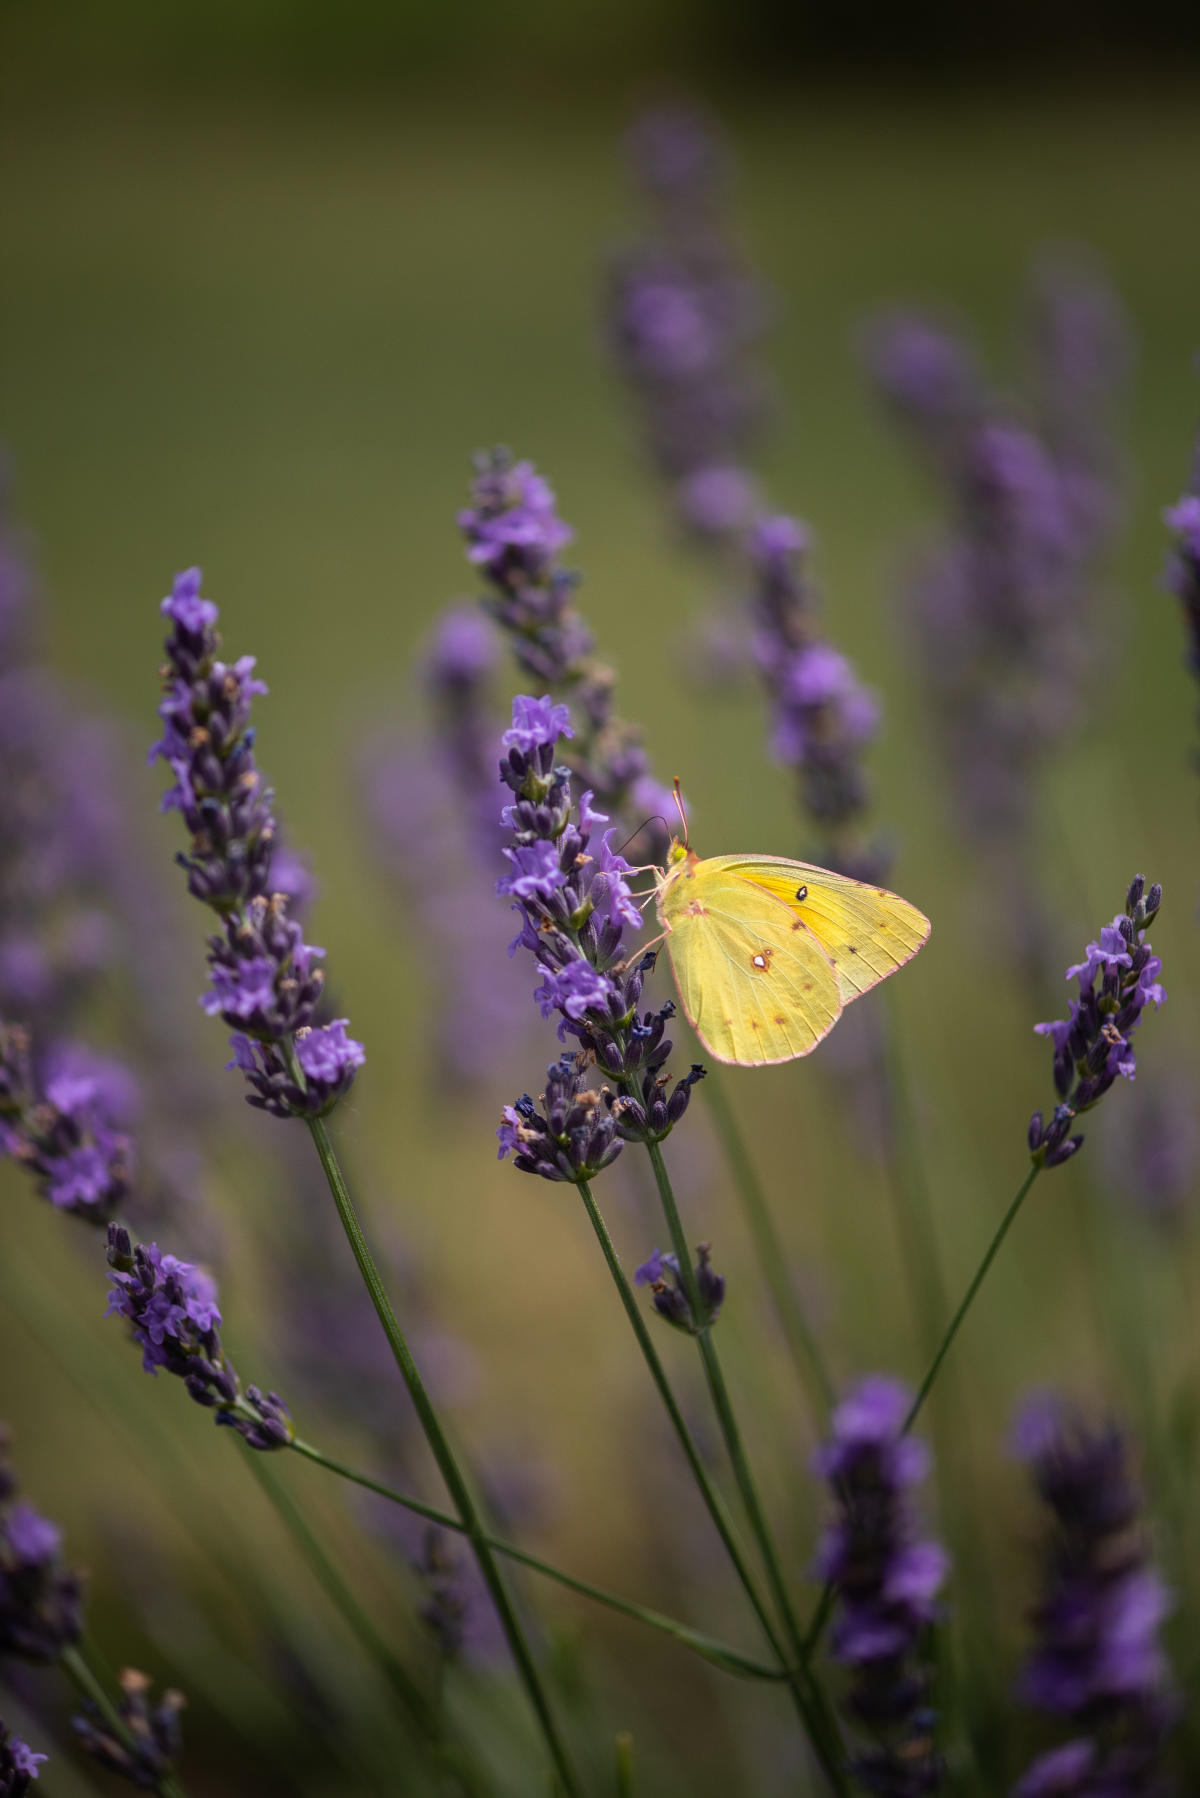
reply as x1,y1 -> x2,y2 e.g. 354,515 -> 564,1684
709,856 -> 931,1005
659,862 -> 843,1066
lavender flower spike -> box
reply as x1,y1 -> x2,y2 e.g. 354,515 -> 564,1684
0,1721 -> 46,1793
151,568 -> 363,1118
813,1376 -> 948,1796
73,1668 -> 185,1790
0,1022 -> 132,1224
1164,437 -> 1200,744
1011,1395 -> 1176,1796
0,1429 -> 84,1664
106,1225 -> 292,1450
495,692 -> 704,1163
634,1242 -> 724,1333
462,452 -> 671,852
1029,875 -> 1165,1169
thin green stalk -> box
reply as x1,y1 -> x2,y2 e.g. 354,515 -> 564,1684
575,1178 -> 847,1793
287,1436 -> 783,1682
902,1163 -> 1041,1434
238,1444 -> 435,1736
635,1144 -> 850,1794
703,1071 -> 835,1422
60,1644 -> 188,1798
802,1161 -> 1044,1664
295,1088 -> 583,1798
615,1732 -> 635,1797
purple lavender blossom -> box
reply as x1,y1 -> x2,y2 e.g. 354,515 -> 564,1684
1029,876 -> 1165,1170
151,569 -> 363,1119
495,693 -> 703,1160
607,105 -> 772,547
749,514 -> 886,878
361,601 -> 536,1086
0,1720 -> 46,1792
72,1667 -> 185,1790
813,1376 -> 947,1795
0,1021 -> 133,1223
106,1224 -> 291,1449
1011,1396 -> 1176,1795
634,1242 -> 724,1333
461,451 -> 670,859
497,1057 -> 624,1184
1164,441 -> 1200,711
0,1431 -> 84,1663
863,273 -> 1128,964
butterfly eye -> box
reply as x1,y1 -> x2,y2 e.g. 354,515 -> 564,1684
794,885 -> 808,902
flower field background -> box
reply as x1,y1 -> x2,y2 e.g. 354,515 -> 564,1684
2,55 -> 1200,1798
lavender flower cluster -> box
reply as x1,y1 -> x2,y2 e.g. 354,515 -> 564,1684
1030,876 -> 1165,1168
151,569 -> 363,1118
72,1668 -> 185,1791
105,1225 -> 292,1450
0,1432 -> 83,1665
606,104 -> 772,542
1013,1398 -> 1176,1798
750,514 -> 885,879
0,1722 -> 45,1794
1164,441 -> 1200,701
460,452 -> 675,844
634,1244 -> 725,1334
362,606 -> 537,1085
863,266 -> 1128,874
494,694 -> 704,1180
814,1378 -> 948,1797
0,1022 -> 133,1222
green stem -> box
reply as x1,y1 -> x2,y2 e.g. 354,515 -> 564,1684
60,1645 -> 188,1798
615,1732 -> 635,1798
802,1161 -> 1044,1663
297,1094 -> 582,1798
238,1444 -> 435,1736
637,1143 -> 850,1794
287,1437 -> 783,1682
703,1072 -> 835,1422
902,1163 -> 1041,1435
575,1179 -> 845,1792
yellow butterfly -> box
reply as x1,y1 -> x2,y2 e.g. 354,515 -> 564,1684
654,840 -> 931,1067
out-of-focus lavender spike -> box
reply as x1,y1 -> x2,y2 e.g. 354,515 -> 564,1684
360,603 -> 536,1084
1164,432 -> 1200,743
863,268 -> 1130,971
1011,1395 -> 1177,1795
606,104 -> 773,549
0,1020 -> 134,1224
0,1429 -> 85,1664
151,569 -> 363,1119
72,1666 -> 185,1789
0,1718 -> 47,1790
749,514 -> 886,880
813,1376 -> 948,1795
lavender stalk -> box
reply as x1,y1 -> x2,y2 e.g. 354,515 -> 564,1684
150,571 -> 582,1797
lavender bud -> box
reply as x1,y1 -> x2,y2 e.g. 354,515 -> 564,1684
0,1720 -> 47,1791
73,1667 -> 185,1789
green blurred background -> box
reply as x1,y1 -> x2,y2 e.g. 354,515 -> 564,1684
3,7 -> 1200,1793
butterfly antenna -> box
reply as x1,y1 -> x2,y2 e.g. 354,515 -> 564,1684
614,816 -> 669,866
672,778 -> 689,850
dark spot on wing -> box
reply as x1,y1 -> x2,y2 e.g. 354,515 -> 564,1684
791,919 -> 803,931
773,1015 -> 786,1027
848,944 -> 858,954
802,981 -> 813,992
794,884 -> 808,901
749,1019 -> 759,1030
